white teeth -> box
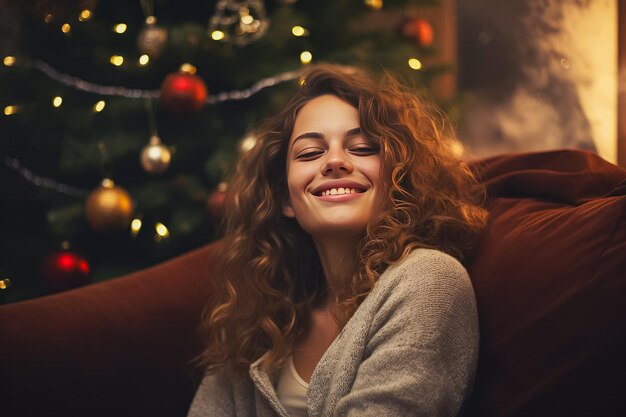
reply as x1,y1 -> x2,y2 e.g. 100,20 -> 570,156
322,187 -> 360,196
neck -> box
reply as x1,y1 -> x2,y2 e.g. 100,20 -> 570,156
313,233 -> 362,300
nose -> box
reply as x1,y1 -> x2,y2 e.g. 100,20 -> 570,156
321,145 -> 353,176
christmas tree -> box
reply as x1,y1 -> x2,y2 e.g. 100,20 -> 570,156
0,0 -> 456,304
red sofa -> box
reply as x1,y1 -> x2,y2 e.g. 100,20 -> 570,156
1,149 -> 624,417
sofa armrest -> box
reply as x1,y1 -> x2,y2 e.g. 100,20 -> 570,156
0,241 -> 222,417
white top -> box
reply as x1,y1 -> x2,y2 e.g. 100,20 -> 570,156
276,355 -> 309,416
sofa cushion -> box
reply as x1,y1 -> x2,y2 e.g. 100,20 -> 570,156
466,150 -> 626,417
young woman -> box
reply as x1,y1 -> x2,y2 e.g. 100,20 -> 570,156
188,64 -> 488,417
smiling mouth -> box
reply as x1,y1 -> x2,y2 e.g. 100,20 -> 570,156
313,187 -> 366,197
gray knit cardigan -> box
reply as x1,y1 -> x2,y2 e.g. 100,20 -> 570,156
188,248 -> 479,417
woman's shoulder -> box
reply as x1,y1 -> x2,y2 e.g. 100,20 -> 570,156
376,248 -> 474,309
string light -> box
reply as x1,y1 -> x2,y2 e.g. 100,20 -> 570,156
110,55 -> 124,66
145,16 -> 157,25
4,156 -> 89,198
364,0 -> 383,9
44,14 -> 53,23
408,58 -> 422,70
93,100 -> 106,112
300,51 -> 312,64
0,278 -> 11,290
291,26 -> 309,37
239,134 -> 258,153
79,10 -> 93,21
131,218 -> 142,236
52,96 -> 63,107
211,30 -> 225,41
31,60 -> 300,103
114,23 -> 128,34
4,105 -> 19,115
139,55 -> 150,66
61,23 -> 71,33
155,222 -> 170,242
3,56 -> 16,66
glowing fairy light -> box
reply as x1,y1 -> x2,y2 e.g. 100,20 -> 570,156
139,55 -> 150,66
155,222 -> 169,238
211,30 -> 225,41
300,51 -> 312,64
93,100 -> 106,112
61,23 -> 71,33
79,10 -> 92,21
408,58 -> 422,70
131,218 -> 142,236
365,0 -> 383,9
52,96 -> 63,107
291,26 -> 309,37
110,55 -> 124,66
114,23 -> 128,34
4,105 -> 19,116
4,56 -> 16,66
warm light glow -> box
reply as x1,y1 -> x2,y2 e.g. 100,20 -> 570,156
4,105 -> 18,115
179,63 -> 197,75
292,26 -> 309,37
408,58 -> 422,70
300,51 -> 313,64
145,16 -> 157,25
131,218 -> 142,234
44,14 -> 53,23
93,100 -> 106,112
110,55 -> 124,66
61,23 -> 71,33
365,0 -> 383,10
79,10 -> 92,21
52,96 -> 63,107
241,15 -> 254,25
114,23 -> 128,34
139,54 -> 150,65
0,278 -> 11,290
240,135 -> 258,152
3,56 -> 16,66
211,30 -> 225,41
155,222 -> 169,238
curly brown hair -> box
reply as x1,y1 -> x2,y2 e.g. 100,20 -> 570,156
195,63 -> 488,373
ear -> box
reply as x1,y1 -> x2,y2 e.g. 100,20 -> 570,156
282,197 -> 296,218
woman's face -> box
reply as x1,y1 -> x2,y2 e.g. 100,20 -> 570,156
283,94 -> 386,238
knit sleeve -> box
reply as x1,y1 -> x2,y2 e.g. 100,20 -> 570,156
333,249 -> 479,417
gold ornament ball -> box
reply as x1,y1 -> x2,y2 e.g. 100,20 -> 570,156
141,136 -> 172,174
137,22 -> 168,57
85,179 -> 134,232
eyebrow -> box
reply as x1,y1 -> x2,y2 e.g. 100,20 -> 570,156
291,127 -> 362,147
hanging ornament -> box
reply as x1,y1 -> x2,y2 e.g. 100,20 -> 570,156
141,135 -> 171,174
85,179 -> 134,232
137,16 -> 168,57
400,18 -> 434,47
205,182 -> 228,224
42,244 -> 91,292
208,0 -> 269,46
160,64 -> 208,113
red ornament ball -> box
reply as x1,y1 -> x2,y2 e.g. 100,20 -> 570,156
160,72 -> 208,112
401,18 -> 434,47
42,250 -> 91,292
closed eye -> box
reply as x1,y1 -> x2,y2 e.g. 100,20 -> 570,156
296,149 -> 325,160
350,146 -> 379,155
